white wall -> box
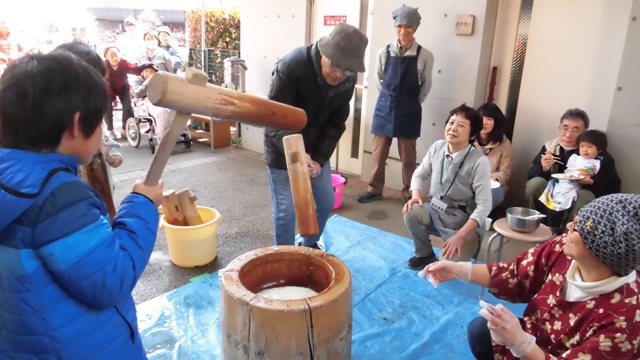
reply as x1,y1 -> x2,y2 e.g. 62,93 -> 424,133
605,0 -> 640,194
360,0 -> 498,190
239,0 -> 311,153
508,0 -> 634,204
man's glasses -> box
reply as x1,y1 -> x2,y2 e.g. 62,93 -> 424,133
329,61 -> 356,77
559,125 -> 582,135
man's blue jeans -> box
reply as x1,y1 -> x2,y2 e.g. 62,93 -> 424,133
267,162 -> 334,246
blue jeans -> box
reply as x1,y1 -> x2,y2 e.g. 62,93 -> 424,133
491,185 -> 506,210
267,162 -> 334,246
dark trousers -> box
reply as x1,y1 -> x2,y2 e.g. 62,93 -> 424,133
468,317 -> 494,360
105,86 -> 133,131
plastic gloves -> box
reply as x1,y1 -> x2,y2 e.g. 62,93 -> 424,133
418,260 -> 472,287
479,300 -> 536,358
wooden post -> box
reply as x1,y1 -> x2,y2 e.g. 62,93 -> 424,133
282,134 -> 319,237
176,188 -> 203,226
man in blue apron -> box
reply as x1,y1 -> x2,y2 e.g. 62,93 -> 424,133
358,4 -> 433,203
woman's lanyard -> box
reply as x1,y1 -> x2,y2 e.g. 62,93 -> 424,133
439,145 -> 472,198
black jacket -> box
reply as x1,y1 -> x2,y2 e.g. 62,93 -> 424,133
583,151 -> 621,197
527,143 -> 578,180
263,43 -> 356,170
528,142 -> 621,197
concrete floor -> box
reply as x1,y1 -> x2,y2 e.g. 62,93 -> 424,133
110,139 -> 536,304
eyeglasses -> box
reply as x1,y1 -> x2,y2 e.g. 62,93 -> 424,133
559,125 -> 582,135
329,61 -> 356,77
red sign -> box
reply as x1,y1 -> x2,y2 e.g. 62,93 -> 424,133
324,15 -> 347,26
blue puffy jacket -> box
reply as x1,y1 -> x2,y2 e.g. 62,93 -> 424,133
0,149 -> 158,359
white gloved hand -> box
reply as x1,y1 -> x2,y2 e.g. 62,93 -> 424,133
419,260 -> 472,287
479,301 -> 536,358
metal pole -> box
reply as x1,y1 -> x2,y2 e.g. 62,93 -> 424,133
201,0 -> 206,70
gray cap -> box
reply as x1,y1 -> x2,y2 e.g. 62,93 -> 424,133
392,4 -> 421,30
317,23 -> 368,73
577,193 -> 640,276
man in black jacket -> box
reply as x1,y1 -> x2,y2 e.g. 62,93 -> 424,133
264,23 -> 367,248
525,108 -> 619,225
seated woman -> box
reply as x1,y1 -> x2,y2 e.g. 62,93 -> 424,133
131,62 -> 172,142
403,104 -> 492,269
475,103 -> 512,210
423,193 -> 640,359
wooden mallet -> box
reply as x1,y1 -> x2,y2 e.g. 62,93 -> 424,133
282,134 -> 319,237
143,67 -> 306,187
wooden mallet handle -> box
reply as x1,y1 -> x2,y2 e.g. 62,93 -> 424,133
147,69 -> 307,131
282,134 -> 319,237
144,69 -> 208,186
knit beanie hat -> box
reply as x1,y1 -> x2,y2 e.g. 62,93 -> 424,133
577,193 -> 640,276
392,4 -> 421,31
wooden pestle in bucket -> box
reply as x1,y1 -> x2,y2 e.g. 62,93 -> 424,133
161,189 -> 204,226
176,189 -> 204,226
162,190 -> 186,226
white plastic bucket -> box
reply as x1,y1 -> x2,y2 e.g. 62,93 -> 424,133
160,206 -> 221,268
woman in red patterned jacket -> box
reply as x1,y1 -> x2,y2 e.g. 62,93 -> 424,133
423,193 -> 640,359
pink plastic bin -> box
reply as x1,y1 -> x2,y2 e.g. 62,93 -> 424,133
331,174 -> 347,210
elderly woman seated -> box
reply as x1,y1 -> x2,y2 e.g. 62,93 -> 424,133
423,193 -> 640,359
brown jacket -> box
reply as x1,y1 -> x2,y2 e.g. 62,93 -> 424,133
475,135 -> 512,189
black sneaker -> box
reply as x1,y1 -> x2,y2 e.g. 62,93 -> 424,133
407,253 -> 437,270
297,242 -> 324,251
358,192 -> 382,203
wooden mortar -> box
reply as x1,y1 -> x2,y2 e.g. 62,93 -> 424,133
221,246 -> 352,359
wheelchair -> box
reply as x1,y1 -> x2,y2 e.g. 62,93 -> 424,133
125,98 -> 192,154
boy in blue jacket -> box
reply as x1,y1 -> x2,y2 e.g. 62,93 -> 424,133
0,52 -> 163,358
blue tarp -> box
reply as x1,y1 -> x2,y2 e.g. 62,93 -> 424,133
138,215 -> 525,359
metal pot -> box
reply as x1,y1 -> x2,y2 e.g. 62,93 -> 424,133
506,207 -> 544,233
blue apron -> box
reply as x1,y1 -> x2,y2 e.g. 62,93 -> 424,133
372,45 -> 422,138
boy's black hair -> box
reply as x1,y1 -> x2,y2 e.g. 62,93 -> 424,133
0,52 -> 108,152
560,108 -> 590,129
54,41 -> 107,77
579,129 -> 608,152
447,103 -> 483,143
476,102 -> 507,144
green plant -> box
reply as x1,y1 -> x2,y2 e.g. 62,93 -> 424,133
186,8 -> 240,49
